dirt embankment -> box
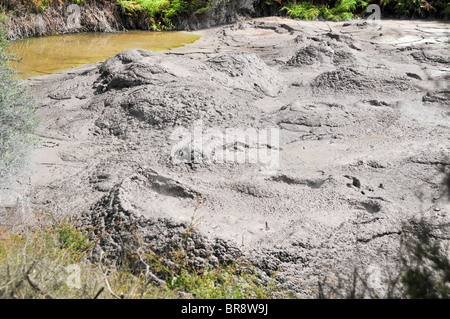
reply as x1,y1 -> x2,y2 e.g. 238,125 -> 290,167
2,0 -> 266,40
4,1 -> 126,39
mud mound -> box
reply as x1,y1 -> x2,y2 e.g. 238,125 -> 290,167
92,85 -> 244,133
81,169 -> 243,268
287,45 -> 322,66
207,52 -> 285,97
91,49 -> 284,132
287,44 -> 355,67
331,49 -> 355,65
120,85 -> 239,128
310,67 -> 411,93
97,49 -> 285,96
97,50 -> 187,91
93,169 -> 199,221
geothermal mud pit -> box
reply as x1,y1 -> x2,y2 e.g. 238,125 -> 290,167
10,18 -> 450,297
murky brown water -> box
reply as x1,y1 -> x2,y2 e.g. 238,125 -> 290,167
7,31 -> 200,78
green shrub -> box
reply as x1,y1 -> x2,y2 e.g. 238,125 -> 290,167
281,2 -> 323,20
0,215 -> 103,299
140,246 -> 281,298
0,212 -> 291,299
381,0 -> 450,18
281,0 -> 448,20
117,0 -> 210,30
57,221 -> 91,251
117,0 -> 184,29
282,0 -> 368,21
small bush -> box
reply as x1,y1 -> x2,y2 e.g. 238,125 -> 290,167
281,0 -> 369,21
281,2 -> 323,20
117,0 -> 210,30
139,246 -> 280,298
381,0 -> 450,18
0,212 -> 290,299
0,213 -> 103,299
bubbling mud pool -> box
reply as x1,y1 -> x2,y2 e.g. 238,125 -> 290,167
7,30 -> 200,78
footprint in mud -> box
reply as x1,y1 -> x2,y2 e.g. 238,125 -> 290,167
345,175 -> 361,188
276,102 -> 350,132
410,50 -> 450,65
138,168 -> 198,199
359,201 -> 382,213
89,168 -> 201,223
270,174 -> 329,189
232,183 -> 275,198
350,199 -> 382,214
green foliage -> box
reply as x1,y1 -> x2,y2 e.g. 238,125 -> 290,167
281,2 -> 323,20
0,212 -> 290,299
122,220 -> 288,298
280,0 -> 448,20
194,5 -> 210,14
382,0 -> 450,18
117,0 -> 209,30
282,0 -> 368,21
0,214 -> 103,299
327,0 -> 368,20
57,221 -> 91,251
141,248 -> 278,298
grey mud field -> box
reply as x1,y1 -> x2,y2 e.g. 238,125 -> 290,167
4,17 -> 450,297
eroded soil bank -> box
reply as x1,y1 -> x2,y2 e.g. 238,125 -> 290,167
2,0 -> 264,40
5,17 -> 450,297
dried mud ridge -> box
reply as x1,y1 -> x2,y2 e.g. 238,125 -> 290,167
20,18 -> 450,297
